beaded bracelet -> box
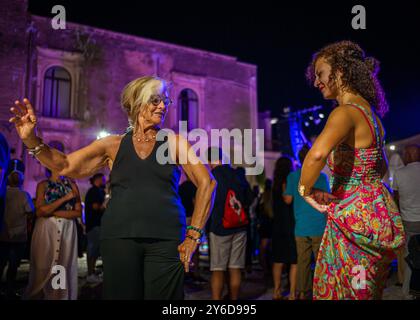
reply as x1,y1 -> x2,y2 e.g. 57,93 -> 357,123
186,225 -> 203,237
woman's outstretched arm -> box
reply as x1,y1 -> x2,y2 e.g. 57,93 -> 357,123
25,137 -> 111,179
10,99 -> 115,179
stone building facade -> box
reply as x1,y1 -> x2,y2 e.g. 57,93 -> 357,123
0,0 -> 266,196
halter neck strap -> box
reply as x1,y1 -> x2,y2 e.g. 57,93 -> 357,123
345,102 -> 382,147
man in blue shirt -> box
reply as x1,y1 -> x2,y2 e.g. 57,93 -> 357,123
283,145 -> 329,300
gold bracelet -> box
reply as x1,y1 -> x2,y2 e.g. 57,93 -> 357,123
298,182 -> 312,197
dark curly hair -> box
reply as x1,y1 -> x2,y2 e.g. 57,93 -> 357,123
306,40 -> 389,117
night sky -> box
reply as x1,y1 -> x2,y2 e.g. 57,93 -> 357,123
28,0 -> 420,143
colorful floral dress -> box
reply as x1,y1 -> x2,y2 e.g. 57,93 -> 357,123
313,103 -> 405,300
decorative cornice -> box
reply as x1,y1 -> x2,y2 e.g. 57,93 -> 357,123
30,15 -> 256,70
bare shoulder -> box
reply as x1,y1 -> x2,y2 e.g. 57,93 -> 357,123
327,105 -> 355,125
174,133 -> 188,144
338,103 -> 374,121
165,132 -> 184,154
330,105 -> 353,117
163,131 -> 184,142
165,131 -> 178,142
97,134 -> 123,147
96,134 -> 123,155
165,132 -> 189,149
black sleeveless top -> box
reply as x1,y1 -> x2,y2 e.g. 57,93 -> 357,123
100,130 -> 186,241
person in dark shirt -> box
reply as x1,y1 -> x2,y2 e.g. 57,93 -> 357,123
257,179 -> 274,278
271,156 -> 297,300
235,167 -> 255,273
0,171 -> 34,299
84,173 -> 106,283
179,177 -> 197,223
207,147 -> 248,300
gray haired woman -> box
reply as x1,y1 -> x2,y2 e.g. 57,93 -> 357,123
10,76 -> 216,300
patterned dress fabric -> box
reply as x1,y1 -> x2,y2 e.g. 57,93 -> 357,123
313,103 -> 405,300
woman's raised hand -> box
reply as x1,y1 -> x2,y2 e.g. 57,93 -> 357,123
9,98 -> 38,142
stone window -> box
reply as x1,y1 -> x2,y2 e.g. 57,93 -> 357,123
178,88 -> 199,131
42,66 -> 72,118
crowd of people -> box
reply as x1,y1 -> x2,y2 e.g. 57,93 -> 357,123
1,40 -> 419,300
1,141 -> 419,300
0,153 -> 108,299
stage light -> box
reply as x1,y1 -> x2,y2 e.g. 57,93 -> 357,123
304,121 -> 310,127
389,145 -> 396,151
319,113 -> 325,119
314,119 -> 321,125
271,118 -> 279,125
309,116 -> 314,120
97,130 -> 110,140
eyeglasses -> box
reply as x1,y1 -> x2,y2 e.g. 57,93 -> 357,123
149,94 -> 172,107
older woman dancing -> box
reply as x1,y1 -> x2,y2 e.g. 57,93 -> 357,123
10,76 -> 216,300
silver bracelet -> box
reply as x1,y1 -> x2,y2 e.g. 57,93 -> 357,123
27,140 -> 46,157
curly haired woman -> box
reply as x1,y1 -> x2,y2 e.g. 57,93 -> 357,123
300,40 -> 405,300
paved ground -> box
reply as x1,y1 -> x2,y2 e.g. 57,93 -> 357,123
0,254 -> 415,300
255,270 -> 410,300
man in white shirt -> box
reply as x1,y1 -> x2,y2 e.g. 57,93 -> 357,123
393,144 -> 420,298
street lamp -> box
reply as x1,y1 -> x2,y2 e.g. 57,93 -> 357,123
97,130 -> 111,140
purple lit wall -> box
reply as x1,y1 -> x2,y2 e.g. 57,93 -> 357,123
0,0 -> 259,197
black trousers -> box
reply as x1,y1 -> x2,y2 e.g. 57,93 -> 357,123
0,242 -> 25,294
100,238 -> 184,300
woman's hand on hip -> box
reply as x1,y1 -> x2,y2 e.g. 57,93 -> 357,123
303,195 -> 330,213
311,188 -> 338,206
303,189 -> 338,214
